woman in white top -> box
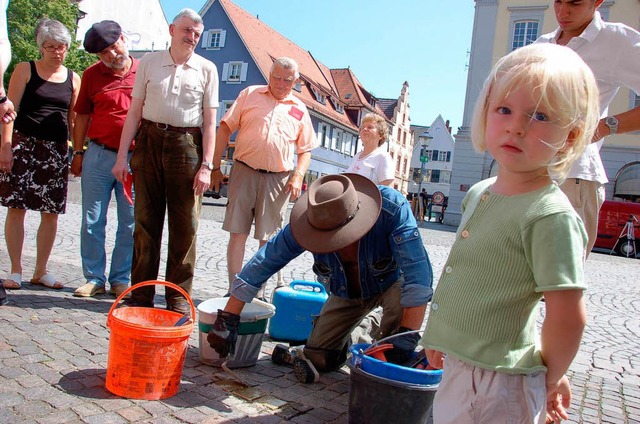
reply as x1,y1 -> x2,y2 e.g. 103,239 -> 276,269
346,113 -> 394,186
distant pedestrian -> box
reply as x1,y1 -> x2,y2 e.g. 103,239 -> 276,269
421,43 -> 599,423
346,112 -> 394,186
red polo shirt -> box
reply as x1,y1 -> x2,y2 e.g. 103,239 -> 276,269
74,57 -> 138,149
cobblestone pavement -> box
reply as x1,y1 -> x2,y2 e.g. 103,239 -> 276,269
0,178 -> 638,423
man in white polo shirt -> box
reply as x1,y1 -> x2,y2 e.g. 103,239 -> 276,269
112,8 -> 218,314
536,0 -> 640,254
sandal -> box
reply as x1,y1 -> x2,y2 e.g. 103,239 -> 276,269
30,273 -> 64,290
1,273 -> 22,290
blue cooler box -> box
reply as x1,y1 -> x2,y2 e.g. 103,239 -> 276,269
269,281 -> 328,342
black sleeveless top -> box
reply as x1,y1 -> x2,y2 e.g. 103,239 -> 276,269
14,61 -> 73,143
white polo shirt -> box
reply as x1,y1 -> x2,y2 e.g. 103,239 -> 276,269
132,50 -> 219,128
536,12 -> 640,184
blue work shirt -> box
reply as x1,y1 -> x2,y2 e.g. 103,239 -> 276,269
231,186 -> 434,308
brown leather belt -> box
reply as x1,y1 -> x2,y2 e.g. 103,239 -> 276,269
236,159 -> 285,174
142,118 -> 201,134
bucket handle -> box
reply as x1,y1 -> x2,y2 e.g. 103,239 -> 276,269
290,280 -> 327,295
107,280 -> 196,324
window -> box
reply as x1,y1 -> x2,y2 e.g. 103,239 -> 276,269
201,29 -> 226,49
317,122 -> 330,148
311,86 -> 326,105
430,169 -> 441,183
512,21 -> 539,50
440,170 -> 451,184
293,81 -> 302,92
439,151 -> 448,162
446,151 -> 451,162
330,97 -> 344,114
333,128 -> 343,151
221,62 -> 248,83
217,101 -> 234,126
507,5 -> 547,51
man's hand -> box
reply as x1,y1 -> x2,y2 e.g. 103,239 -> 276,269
285,172 -> 303,200
384,327 -> 420,365
0,99 -> 16,124
207,309 -> 240,358
210,168 -> 223,192
425,349 -> 444,369
70,155 -> 83,177
545,375 -> 572,423
193,167 -> 211,196
112,156 -> 130,183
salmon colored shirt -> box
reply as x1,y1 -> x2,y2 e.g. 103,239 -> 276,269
221,85 -> 316,172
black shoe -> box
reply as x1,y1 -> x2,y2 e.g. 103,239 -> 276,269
293,351 -> 319,384
167,297 -> 191,316
272,344 -> 295,365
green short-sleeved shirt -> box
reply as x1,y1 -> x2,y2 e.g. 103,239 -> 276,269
421,178 -> 587,374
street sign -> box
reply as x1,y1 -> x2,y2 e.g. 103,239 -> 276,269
420,156 -> 428,163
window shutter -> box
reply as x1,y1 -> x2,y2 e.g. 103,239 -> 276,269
201,30 -> 211,48
221,63 -> 229,82
220,30 -> 227,47
240,62 -> 248,82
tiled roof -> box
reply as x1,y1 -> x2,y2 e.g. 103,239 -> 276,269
331,68 -> 388,119
204,0 -> 356,129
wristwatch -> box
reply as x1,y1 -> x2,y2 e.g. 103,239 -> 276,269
73,150 -> 84,156
605,116 -> 619,136
201,161 -> 214,171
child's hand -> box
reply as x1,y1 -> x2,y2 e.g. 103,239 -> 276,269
425,349 -> 444,369
546,375 -> 572,423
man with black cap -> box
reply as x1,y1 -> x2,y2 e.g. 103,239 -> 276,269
208,174 -> 434,383
71,20 -> 136,298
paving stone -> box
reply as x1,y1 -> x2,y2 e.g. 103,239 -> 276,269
116,406 -> 153,422
1,192 -> 640,423
35,408 -> 80,424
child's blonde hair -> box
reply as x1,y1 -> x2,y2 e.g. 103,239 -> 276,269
471,43 -> 600,182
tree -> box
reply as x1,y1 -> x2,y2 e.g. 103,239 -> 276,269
5,0 -> 95,87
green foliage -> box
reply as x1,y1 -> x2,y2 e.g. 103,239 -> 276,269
5,0 -> 95,87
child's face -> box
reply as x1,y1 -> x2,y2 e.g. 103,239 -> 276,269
485,84 -> 575,178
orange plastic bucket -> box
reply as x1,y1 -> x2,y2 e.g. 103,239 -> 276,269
105,280 -> 196,400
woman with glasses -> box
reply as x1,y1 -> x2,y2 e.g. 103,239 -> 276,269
345,112 -> 394,186
0,19 -> 80,290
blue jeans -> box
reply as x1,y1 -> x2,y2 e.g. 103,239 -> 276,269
80,142 -> 134,288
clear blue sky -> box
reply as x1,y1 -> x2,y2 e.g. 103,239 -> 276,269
159,0 -> 475,129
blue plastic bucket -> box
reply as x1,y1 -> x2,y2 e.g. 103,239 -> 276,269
347,343 -> 440,424
349,343 -> 442,385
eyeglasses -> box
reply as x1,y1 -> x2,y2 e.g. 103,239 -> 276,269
42,44 -> 67,53
361,125 -> 379,132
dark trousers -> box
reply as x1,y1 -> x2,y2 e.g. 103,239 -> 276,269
128,120 -> 203,304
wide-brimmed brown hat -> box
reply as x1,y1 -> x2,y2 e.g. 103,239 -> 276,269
290,173 -> 382,253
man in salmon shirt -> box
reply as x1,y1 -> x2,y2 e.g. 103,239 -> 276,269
71,21 -> 136,299
211,57 -> 317,300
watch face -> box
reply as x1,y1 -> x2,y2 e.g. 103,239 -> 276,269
606,116 -> 619,126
